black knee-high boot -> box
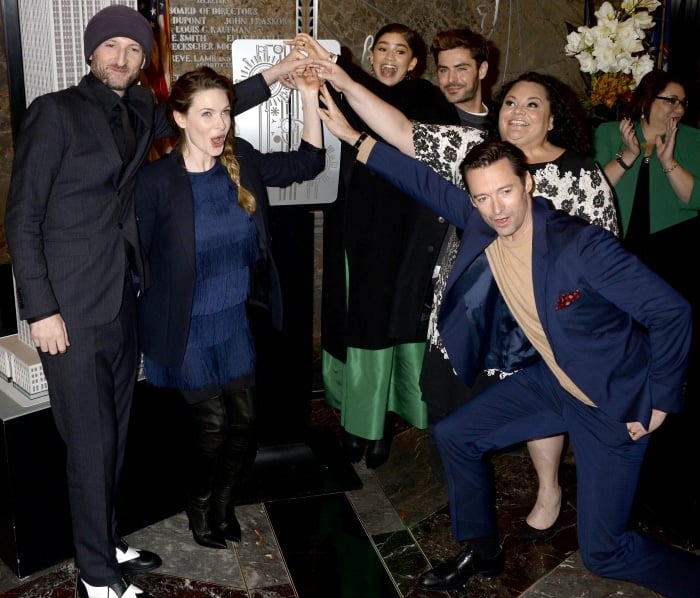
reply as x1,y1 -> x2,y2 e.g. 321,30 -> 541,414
210,387 -> 257,542
185,395 -> 228,549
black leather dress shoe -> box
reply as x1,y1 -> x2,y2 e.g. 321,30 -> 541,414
342,431 -> 366,463
77,577 -> 155,598
116,539 -> 163,574
417,544 -> 505,591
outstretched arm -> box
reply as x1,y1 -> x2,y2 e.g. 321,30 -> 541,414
310,59 -> 416,156
318,85 -> 470,228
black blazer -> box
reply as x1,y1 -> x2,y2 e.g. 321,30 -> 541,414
134,139 -> 325,370
5,73 -> 272,329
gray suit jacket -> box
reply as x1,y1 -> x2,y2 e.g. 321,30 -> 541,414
6,76 -> 160,328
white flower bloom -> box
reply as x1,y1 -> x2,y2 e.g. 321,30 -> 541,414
622,0 -> 661,13
564,30 -> 585,56
631,54 -> 655,86
594,40 -> 622,72
580,27 -> 599,47
616,25 -> 645,53
578,53 -> 598,74
595,2 -> 618,23
630,11 -> 654,30
616,54 -> 636,73
595,18 -> 620,39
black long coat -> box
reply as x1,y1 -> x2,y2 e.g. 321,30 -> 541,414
321,61 -> 459,361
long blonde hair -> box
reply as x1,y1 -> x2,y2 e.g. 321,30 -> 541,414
167,67 -> 256,214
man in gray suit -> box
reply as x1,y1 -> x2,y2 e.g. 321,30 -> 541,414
5,6 -> 304,598
6,8 -> 161,596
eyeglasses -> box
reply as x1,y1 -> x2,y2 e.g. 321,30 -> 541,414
655,95 -> 689,109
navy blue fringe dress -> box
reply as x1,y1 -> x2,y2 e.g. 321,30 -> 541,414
144,162 -> 260,390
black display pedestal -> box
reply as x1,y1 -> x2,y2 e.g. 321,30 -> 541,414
0,386 -> 72,579
251,205 -> 315,445
243,204 -> 362,501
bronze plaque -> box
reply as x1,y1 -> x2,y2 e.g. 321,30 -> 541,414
168,0 -> 300,78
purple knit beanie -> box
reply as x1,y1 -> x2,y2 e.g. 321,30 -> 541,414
84,5 -> 153,68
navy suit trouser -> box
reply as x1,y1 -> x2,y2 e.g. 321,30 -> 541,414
435,360 -> 700,597
39,286 -> 137,586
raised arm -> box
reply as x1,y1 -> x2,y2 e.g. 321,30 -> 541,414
294,69 -> 323,148
309,58 -> 416,156
318,84 -> 470,228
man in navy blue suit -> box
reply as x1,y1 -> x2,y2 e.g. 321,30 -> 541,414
316,88 -> 700,595
360,137 -> 700,595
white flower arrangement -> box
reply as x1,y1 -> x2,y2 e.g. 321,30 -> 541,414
565,0 -> 660,109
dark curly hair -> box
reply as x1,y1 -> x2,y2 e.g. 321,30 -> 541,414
494,71 -> 593,156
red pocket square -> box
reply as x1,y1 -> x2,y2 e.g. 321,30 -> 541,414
556,290 -> 581,310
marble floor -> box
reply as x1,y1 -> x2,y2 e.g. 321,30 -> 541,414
1,394 -> 698,598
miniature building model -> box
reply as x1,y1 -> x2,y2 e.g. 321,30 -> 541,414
0,276 -> 48,399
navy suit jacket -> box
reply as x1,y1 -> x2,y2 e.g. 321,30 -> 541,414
134,139 -> 325,370
364,141 -> 691,427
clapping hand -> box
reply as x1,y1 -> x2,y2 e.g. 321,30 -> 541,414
619,117 -> 640,158
655,116 -> 679,170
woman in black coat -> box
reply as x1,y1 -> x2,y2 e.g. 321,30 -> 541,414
135,67 -> 325,549
295,25 -> 458,468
